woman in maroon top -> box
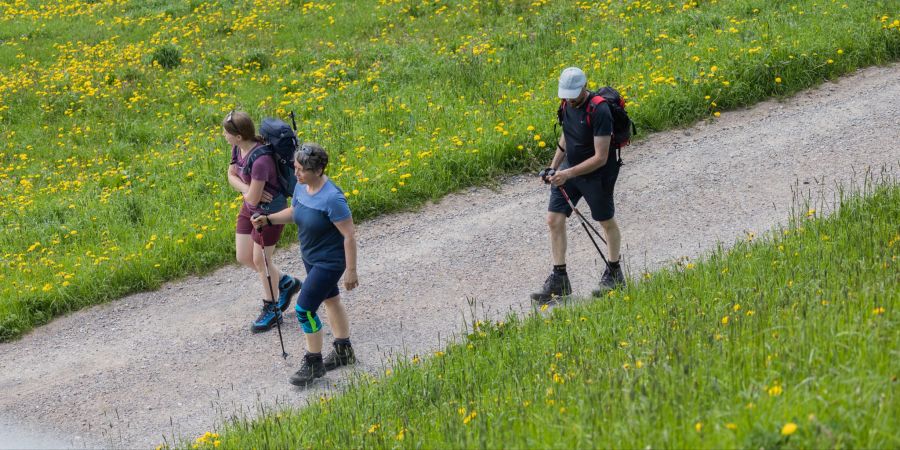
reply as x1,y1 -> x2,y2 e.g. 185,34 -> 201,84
224,110 -> 301,333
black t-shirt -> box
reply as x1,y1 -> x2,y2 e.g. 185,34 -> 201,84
561,96 -> 614,174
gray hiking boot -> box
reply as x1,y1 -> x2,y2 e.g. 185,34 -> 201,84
289,353 -> 326,386
530,272 -> 572,305
323,342 -> 356,371
592,264 -> 625,296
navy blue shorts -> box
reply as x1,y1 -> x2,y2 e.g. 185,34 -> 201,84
548,162 -> 620,221
295,261 -> 344,314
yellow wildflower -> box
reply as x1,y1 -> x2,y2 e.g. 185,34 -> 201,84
781,422 -> 797,435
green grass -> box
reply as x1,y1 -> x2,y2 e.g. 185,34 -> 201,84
182,182 -> 899,449
2,0 -> 899,340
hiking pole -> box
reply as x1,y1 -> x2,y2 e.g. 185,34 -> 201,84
251,213 -> 288,359
557,185 -> 612,272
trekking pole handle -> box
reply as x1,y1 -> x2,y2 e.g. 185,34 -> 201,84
539,168 -> 556,185
250,213 -> 271,232
289,111 -> 297,131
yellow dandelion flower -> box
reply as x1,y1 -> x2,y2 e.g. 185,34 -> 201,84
695,422 -> 703,432
726,422 -> 737,430
775,77 -> 782,83
195,233 -> 204,240
781,422 -> 797,435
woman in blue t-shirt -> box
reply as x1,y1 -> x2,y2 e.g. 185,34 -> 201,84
251,143 -> 359,386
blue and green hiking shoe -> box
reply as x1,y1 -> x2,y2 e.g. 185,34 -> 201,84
277,275 -> 302,312
250,301 -> 282,333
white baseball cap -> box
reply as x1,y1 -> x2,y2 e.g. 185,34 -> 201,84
558,67 -> 587,99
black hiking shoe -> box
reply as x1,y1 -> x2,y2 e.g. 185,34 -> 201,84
530,272 -> 571,305
592,265 -> 626,296
323,342 -> 356,371
289,353 -> 326,386
250,301 -> 282,333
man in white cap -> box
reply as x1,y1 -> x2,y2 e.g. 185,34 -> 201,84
531,66 -> 625,304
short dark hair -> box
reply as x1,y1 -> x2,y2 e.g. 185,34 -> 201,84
295,142 -> 328,175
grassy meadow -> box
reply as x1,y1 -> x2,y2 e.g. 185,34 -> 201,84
182,181 -> 899,449
2,0 -> 899,340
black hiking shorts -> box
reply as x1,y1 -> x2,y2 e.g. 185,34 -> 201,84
548,161 -> 620,222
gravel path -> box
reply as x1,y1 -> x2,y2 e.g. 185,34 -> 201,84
2,63 -> 898,449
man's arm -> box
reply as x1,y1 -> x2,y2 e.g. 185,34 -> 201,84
565,135 -> 610,177
549,135 -> 610,186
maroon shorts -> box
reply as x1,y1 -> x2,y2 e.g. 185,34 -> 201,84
236,209 -> 285,246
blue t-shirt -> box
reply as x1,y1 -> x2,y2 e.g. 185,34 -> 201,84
292,179 -> 352,271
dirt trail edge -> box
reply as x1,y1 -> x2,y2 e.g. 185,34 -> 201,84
2,64 -> 898,449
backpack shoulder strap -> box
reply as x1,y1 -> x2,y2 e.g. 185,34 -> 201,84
586,94 -> 606,112
243,144 -> 273,174
586,94 -> 606,126
557,99 -> 566,125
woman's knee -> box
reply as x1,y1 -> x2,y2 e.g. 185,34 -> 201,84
236,250 -> 253,268
251,250 -> 267,272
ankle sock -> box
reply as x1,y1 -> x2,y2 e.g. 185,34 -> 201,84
609,260 -> 621,270
334,338 -> 351,346
306,352 -> 322,360
553,264 -> 567,275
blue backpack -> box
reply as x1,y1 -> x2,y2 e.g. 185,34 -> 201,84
244,114 -> 299,198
